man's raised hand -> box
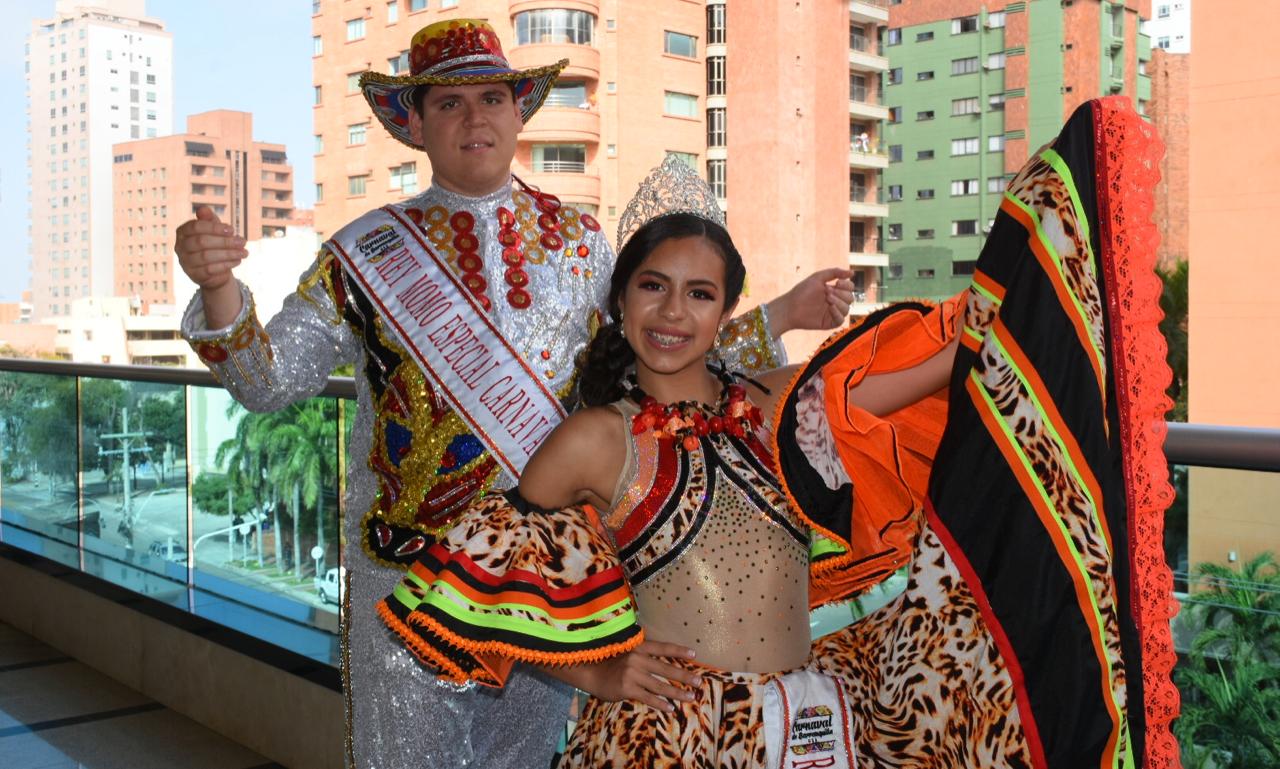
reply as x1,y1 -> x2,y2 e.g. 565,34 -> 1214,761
175,206 -> 247,290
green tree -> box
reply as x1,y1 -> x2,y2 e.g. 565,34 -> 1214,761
191,471 -> 257,518
1157,259 -> 1188,422
137,392 -> 185,484
263,399 -> 338,576
1175,552 -> 1280,768
216,402 -> 287,569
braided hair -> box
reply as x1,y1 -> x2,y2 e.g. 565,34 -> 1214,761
577,213 -> 746,407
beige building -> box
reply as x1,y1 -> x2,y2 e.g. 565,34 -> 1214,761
311,0 -> 887,357
1186,0 -> 1280,569
111,110 -> 296,314
26,0 -> 173,321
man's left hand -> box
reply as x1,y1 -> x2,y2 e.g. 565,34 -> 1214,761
770,268 -> 855,334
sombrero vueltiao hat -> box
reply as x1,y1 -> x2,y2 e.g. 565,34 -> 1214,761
360,19 -> 568,149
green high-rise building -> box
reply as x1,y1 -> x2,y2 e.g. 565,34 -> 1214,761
880,1 -> 1152,302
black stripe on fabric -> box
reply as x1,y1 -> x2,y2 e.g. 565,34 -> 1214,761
405,602 -> 642,657
428,558 -> 632,609
618,448 -> 691,563
713,440 -> 808,547
0,702 -> 164,738
0,656 -> 73,673
629,448 -> 716,586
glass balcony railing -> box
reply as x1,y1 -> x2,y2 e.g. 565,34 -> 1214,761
0,358 -> 350,666
1,357 -> 1278,763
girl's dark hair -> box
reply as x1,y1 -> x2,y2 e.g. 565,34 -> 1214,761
576,213 -> 746,407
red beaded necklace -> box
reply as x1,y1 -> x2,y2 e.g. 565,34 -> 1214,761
627,374 -> 764,452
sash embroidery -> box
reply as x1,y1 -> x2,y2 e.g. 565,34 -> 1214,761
329,205 -> 567,478
763,670 -> 858,769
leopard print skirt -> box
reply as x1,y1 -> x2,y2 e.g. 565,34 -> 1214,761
560,526 -> 1032,768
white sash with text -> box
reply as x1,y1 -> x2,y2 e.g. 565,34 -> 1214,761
328,205 -> 566,478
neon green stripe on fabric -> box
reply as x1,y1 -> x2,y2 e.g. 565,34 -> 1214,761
1039,148 -> 1094,258
810,532 -> 846,561
418,580 -> 638,644
969,367 -> 1123,765
988,332 -> 1109,558
964,326 -> 985,346
970,279 -> 1003,307
1002,192 -> 1107,382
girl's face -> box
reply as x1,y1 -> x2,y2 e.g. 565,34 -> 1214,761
619,235 -> 735,383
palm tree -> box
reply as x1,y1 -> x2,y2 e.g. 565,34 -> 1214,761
1175,552 -> 1280,768
262,399 -> 338,577
216,402 -> 289,569
1157,259 -> 1188,421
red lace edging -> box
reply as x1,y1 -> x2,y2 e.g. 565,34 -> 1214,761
1092,96 -> 1182,769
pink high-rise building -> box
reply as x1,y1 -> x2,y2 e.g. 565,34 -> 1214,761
111,110 -> 296,313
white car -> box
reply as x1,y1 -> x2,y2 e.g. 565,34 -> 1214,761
316,566 -> 346,605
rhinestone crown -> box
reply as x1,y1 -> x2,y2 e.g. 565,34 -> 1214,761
616,156 -> 726,251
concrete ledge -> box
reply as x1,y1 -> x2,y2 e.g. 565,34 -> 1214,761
0,555 -> 343,769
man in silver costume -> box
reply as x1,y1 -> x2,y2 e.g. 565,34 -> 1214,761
175,19 -> 854,769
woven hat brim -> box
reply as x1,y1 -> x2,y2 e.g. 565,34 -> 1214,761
360,60 -> 569,150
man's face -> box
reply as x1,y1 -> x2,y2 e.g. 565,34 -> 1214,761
409,83 -> 523,198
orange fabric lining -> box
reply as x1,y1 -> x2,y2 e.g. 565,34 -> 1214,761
408,561 -> 635,620
772,295 -> 964,606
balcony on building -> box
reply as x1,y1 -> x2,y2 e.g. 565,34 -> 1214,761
848,78 -> 888,122
848,234 -> 889,270
521,81 -> 601,144
848,23 -> 888,73
508,7 -> 601,81
849,0 -> 889,25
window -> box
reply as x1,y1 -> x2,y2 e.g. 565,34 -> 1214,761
664,91 -> 697,118
951,137 -> 979,156
390,162 -> 418,194
987,53 -> 1006,70
887,264 -> 904,280
346,18 -> 366,41
707,159 -> 726,198
987,12 -> 1006,28
888,144 -> 902,163
917,268 -> 936,278
850,74 -> 868,101
916,31 -> 934,42
886,224 -> 903,241
707,56 -> 726,96
850,25 -> 869,52
314,85 -> 322,105
707,4 -> 725,45
707,108 -> 726,146
348,123 -> 367,145
916,188 -> 935,200
315,182 -> 323,201
916,70 -> 934,81
312,0 -> 320,14
887,68 -> 902,85
989,93 -> 1006,111
952,260 -> 977,276
348,175 -> 368,196
917,149 -> 935,160
347,73 -> 362,93
1157,36 -> 1171,49
885,28 -> 901,46
988,176 -> 1010,193
532,143 -> 586,172
917,229 -> 935,239
886,184 -> 903,201
411,0 -> 428,10
850,172 -> 867,201
951,97 -> 980,116
888,106 -> 902,124
1157,4 -> 1170,18
951,16 -> 978,34
951,179 -> 979,196
988,135 -> 1005,152
666,151 -> 697,169
917,110 -> 934,121
546,81 -> 587,108
952,57 -> 979,77
952,219 -> 978,236
664,31 -> 696,57
313,35 -> 323,56
385,50 -> 409,74
514,9 -> 595,46
440,0 -> 456,8
387,1 -> 399,22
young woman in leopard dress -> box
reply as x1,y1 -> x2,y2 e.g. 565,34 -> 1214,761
378,98 -> 1180,769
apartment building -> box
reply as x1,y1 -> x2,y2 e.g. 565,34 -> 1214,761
881,0 -> 1152,302
111,110 -> 296,313
26,0 -> 174,321
312,1 -> 888,352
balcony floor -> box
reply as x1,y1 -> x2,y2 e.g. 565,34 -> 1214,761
0,622 -> 278,769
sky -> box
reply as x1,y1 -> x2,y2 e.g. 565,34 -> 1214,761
0,0 -> 315,303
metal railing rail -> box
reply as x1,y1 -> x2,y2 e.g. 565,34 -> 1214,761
1,357 -> 1276,472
